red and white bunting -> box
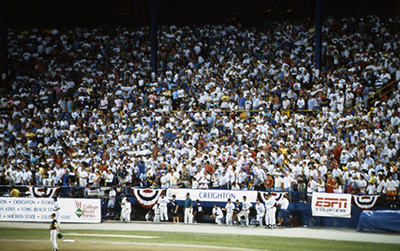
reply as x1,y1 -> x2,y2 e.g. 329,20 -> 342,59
27,186 -> 59,198
131,188 -> 166,209
353,195 -> 380,210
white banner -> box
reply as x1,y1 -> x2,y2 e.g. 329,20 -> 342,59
311,192 -> 351,218
166,188 -> 258,203
59,198 -> 101,223
0,197 -> 101,223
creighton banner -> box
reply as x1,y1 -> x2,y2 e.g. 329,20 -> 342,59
167,188 -> 258,203
311,192 -> 351,218
0,197 -> 101,223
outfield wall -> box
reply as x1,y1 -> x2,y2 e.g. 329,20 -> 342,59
1,186 -> 397,228
126,188 -> 394,228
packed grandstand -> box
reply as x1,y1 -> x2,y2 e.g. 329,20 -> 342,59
0,10 -> 399,210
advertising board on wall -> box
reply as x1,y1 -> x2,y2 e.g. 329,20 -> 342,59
0,197 -> 101,223
311,192 -> 352,218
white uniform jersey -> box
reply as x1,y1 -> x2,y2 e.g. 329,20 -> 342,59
158,196 -> 169,207
265,197 -> 276,210
109,189 -> 116,199
123,202 -> 132,212
152,204 -> 160,214
54,201 -> 60,211
212,207 -> 223,216
280,198 -> 289,210
225,202 -> 235,214
242,201 -> 252,210
255,203 -> 265,214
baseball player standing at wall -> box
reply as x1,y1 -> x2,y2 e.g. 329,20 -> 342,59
119,195 -> 126,221
53,196 -> 61,228
106,187 -> 116,217
49,212 -> 60,251
170,195 -> 179,223
157,193 -> 170,221
120,197 -> 131,222
192,199 -> 203,223
265,193 -> 277,229
255,199 -> 265,226
184,193 -> 193,223
152,203 -> 161,222
222,198 -> 235,225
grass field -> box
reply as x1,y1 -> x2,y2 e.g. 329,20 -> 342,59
0,228 -> 399,251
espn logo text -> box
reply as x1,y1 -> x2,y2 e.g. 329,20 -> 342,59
314,197 -> 347,208
311,194 -> 351,217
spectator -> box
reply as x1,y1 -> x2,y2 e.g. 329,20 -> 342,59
386,175 -> 397,207
0,12 -> 398,211
317,177 -> 326,192
326,175 -> 336,193
10,185 -> 21,197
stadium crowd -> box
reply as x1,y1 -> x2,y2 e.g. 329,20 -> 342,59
0,12 -> 400,204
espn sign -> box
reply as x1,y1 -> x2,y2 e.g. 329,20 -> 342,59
315,197 -> 348,208
311,192 -> 351,218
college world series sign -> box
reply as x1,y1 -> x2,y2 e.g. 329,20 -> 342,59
311,192 -> 352,218
0,197 -> 101,223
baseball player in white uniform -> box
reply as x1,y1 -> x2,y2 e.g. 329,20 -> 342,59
121,197 -> 131,222
157,193 -> 169,221
152,203 -> 161,222
264,193 -> 277,229
211,204 -> 224,225
237,196 -> 252,226
255,199 -> 265,226
106,187 -> 116,217
223,198 -> 235,225
53,196 -> 61,228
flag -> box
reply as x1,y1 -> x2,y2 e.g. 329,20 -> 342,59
27,186 -> 59,198
131,188 -> 166,209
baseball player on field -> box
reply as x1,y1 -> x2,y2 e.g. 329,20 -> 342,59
49,212 -> 60,251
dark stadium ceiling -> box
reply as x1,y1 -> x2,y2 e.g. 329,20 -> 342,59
2,0 -> 398,27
